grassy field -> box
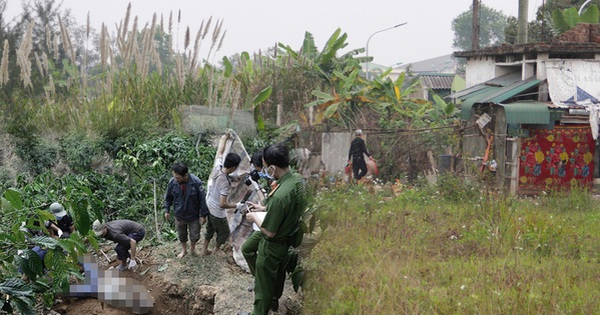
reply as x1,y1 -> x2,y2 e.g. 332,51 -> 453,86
303,179 -> 600,314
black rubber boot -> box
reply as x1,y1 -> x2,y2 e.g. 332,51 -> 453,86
270,299 -> 279,312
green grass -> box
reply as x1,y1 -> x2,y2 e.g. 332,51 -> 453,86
303,182 -> 600,314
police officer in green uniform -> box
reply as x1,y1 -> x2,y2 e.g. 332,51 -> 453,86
243,144 -> 306,315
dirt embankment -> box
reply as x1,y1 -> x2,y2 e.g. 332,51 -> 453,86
50,241 -> 302,315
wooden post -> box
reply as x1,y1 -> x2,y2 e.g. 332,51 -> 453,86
277,104 -> 282,126
495,106 -> 507,189
508,137 -> 520,195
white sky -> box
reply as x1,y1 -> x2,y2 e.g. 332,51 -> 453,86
6,0 -> 547,66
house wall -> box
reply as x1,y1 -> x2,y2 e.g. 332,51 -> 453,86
465,57 -> 496,87
536,53 -> 550,101
546,60 -> 600,103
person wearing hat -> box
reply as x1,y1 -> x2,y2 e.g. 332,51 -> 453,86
92,219 -> 145,271
347,129 -> 374,181
46,202 -> 75,239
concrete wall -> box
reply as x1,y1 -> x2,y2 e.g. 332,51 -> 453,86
465,57 -> 497,87
180,105 -> 257,138
321,132 -> 351,176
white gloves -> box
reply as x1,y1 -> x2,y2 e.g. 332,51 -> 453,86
128,259 -> 137,269
236,202 -> 246,213
57,229 -> 63,238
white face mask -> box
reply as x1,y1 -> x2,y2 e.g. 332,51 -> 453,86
264,165 -> 276,180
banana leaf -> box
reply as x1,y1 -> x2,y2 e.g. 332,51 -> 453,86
580,5 -> 599,23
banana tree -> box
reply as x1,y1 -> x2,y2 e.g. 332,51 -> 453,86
551,4 -> 599,35
366,71 -> 430,128
278,28 -> 362,84
305,67 -> 366,128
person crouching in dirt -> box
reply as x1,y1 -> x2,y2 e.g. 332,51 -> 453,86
46,202 -> 75,239
347,129 -> 374,181
164,162 -> 210,258
93,219 -> 145,271
203,135 -> 243,256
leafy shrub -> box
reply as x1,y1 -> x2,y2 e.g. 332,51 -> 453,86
4,109 -> 57,175
0,183 -> 101,314
115,132 -> 215,181
59,132 -> 102,173
13,136 -> 58,176
435,173 -> 480,203
0,167 -> 14,192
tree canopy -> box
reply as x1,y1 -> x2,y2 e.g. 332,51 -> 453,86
452,3 -> 509,51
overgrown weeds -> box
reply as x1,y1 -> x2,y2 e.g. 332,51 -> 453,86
304,177 -> 600,314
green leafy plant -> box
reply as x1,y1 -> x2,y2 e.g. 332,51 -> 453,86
0,188 -> 90,315
59,132 -> 103,173
13,137 -> 58,176
551,4 -> 600,35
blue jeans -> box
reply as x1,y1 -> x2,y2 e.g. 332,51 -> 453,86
19,246 -> 47,274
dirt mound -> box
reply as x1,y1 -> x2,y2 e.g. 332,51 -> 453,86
51,241 -> 301,314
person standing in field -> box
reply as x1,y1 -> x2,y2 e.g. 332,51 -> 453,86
164,162 -> 209,258
347,129 -> 374,181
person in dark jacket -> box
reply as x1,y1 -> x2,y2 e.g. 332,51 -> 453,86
164,162 -> 209,258
347,129 -> 374,181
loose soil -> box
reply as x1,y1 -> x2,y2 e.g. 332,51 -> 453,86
50,239 -> 302,315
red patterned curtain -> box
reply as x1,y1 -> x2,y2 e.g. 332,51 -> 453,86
519,125 -> 594,191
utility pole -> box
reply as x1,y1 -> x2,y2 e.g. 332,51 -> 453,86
517,0 -> 529,44
471,0 -> 480,50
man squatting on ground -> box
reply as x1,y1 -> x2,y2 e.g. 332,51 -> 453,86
164,162 -> 209,258
46,202 -> 75,239
92,219 -> 145,270
241,143 -> 307,315
204,133 -> 244,256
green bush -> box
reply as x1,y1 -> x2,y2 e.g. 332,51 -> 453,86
115,132 -> 215,182
13,137 -> 58,176
59,132 -> 102,173
0,167 -> 14,192
435,173 -> 480,203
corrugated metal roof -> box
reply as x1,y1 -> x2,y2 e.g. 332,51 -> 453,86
481,77 -> 542,103
460,87 -> 498,119
500,102 -> 550,124
450,72 -> 522,100
460,77 -> 544,119
420,74 -> 454,89
485,72 -> 522,86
